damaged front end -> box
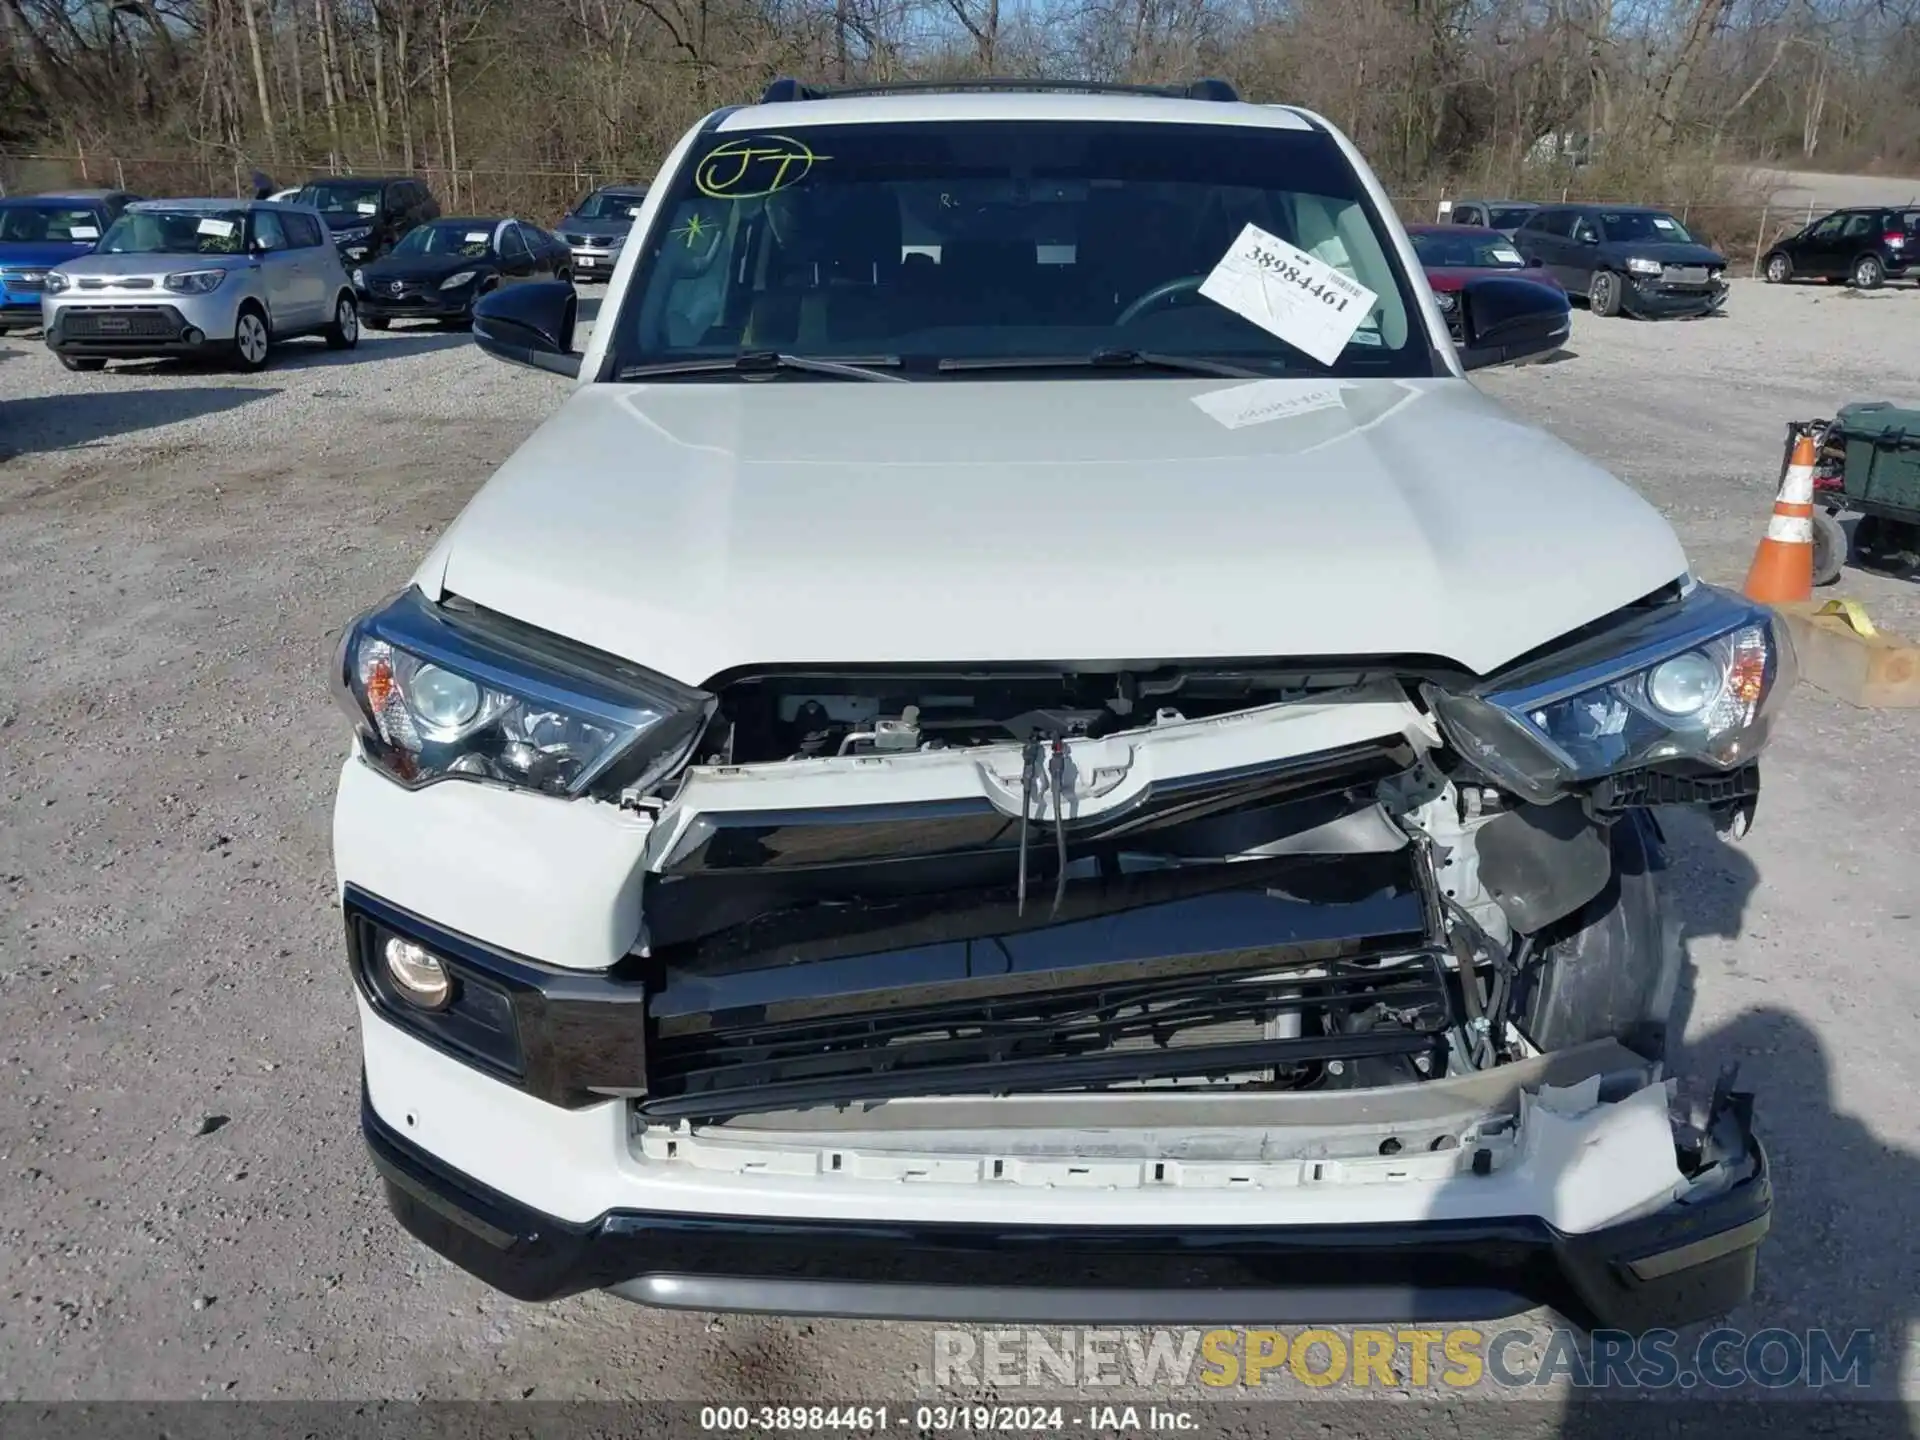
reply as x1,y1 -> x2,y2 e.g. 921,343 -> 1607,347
339,578 -> 1789,1326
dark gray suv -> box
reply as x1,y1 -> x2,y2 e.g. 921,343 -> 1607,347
556,183 -> 649,282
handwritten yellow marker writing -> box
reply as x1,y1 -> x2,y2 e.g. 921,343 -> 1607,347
695,135 -> 830,200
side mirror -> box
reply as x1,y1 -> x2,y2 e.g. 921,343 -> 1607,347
472,279 -> 582,378
1457,275 -> 1571,371
1577,231 -> 1599,245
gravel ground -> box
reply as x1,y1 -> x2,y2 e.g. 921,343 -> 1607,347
2,281 -> 1919,1428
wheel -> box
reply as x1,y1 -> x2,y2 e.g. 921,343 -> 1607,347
1587,270 -> 1622,317
230,305 -> 272,371
1852,254 -> 1885,289
1763,252 -> 1792,284
325,291 -> 360,349
1811,509 -> 1847,586
58,354 -> 106,372
1517,811 -> 1678,1063
365,316 -> 391,331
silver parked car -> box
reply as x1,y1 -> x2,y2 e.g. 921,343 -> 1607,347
41,197 -> 359,372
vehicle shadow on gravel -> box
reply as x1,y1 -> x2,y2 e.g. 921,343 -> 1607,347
1554,810 -> 1920,1425
0,385 -> 276,456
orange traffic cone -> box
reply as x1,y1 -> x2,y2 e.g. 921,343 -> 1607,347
1743,430 -> 1819,604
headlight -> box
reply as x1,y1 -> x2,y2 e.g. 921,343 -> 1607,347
440,270 -> 477,290
338,225 -> 373,243
352,267 -> 366,289
163,270 -> 228,294
43,272 -> 70,293
1424,585 -> 1795,804
1626,257 -> 1663,276
333,588 -> 713,798
1433,290 -> 1458,313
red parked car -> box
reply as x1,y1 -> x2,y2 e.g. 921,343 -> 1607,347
1405,223 -> 1563,340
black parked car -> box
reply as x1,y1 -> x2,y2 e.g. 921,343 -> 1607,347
292,175 -> 441,264
354,216 -> 571,329
1447,199 -> 1538,237
1761,206 -> 1920,290
1513,204 -> 1728,318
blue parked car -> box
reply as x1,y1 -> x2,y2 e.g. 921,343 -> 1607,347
0,189 -> 141,332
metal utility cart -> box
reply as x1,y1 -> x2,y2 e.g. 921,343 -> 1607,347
1792,403 -> 1920,586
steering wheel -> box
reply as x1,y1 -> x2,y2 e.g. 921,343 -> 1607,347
1114,274 -> 1209,327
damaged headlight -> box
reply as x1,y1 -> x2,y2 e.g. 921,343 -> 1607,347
1425,584 -> 1795,804
333,588 -> 711,797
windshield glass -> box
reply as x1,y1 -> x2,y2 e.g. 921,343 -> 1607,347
296,180 -> 384,217
571,190 -> 647,221
1601,211 -> 1693,243
1488,206 -> 1536,230
394,221 -> 495,258
611,119 -> 1427,379
0,202 -> 105,243
99,209 -> 248,256
1410,231 -> 1526,269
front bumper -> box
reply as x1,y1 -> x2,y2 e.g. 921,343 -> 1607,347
44,301 -> 238,356
1621,279 -> 1728,319
364,1075 -> 1769,1329
568,245 -> 618,279
359,287 -> 475,320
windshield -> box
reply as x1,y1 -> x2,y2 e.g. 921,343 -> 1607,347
571,190 -> 647,222
1601,211 -> 1693,243
394,221 -> 495,258
296,181 -> 384,217
1488,206 -> 1536,230
99,209 -> 248,256
0,202 -> 105,244
611,119 -> 1428,379
1410,231 -> 1526,269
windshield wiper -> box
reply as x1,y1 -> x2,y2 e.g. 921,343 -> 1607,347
936,349 -> 1267,379
617,351 -> 906,383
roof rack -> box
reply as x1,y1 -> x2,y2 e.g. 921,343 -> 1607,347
758,77 -> 1240,105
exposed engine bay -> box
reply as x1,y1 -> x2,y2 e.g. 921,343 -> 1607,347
628,667 -> 1686,1126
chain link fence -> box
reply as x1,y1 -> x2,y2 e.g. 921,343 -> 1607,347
2,151 -> 1857,275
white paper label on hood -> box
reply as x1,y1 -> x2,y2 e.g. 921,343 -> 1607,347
196,218 -> 236,238
1191,380 -> 1348,431
627,206 -> 644,217
1198,223 -> 1378,367
465,231 -> 490,243
1492,246 -> 1523,265
69,225 -> 100,240
1653,216 -> 1678,230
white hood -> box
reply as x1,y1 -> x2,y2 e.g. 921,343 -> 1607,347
423,376 -> 1687,685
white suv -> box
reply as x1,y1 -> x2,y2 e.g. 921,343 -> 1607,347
332,78 -> 1786,1331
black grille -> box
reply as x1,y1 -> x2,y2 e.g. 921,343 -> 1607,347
60,306 -> 186,339
641,950 -> 1452,1119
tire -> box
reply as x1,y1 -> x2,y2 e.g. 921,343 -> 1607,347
1811,508 -> 1847,587
230,305 -> 272,372
1588,269 -> 1622,317
324,291 -> 360,349
1851,254 -> 1885,289
1517,811 -> 1678,1063
365,316 -> 391,331
1763,252 -> 1792,284
58,354 -> 106,373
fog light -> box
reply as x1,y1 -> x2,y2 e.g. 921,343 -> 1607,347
383,936 -> 452,1008
183,327 -> 204,345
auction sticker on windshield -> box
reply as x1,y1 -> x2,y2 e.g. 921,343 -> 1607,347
70,225 -> 99,240
1199,223 -> 1377,366
197,218 -> 236,238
